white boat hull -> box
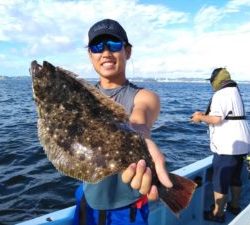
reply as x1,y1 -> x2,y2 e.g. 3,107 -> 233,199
15,156 -> 250,225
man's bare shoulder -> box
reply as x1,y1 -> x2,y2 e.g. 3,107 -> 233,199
135,88 -> 160,103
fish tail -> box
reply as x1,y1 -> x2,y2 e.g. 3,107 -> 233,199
158,173 -> 197,214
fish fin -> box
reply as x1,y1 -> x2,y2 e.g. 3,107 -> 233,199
158,173 -> 197,214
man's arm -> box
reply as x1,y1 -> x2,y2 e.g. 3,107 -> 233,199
191,111 -> 222,125
130,89 -> 160,133
121,89 -> 173,200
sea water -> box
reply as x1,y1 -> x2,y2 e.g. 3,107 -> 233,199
0,77 -> 250,224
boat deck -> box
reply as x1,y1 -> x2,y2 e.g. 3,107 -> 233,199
15,156 -> 250,225
148,156 -> 250,225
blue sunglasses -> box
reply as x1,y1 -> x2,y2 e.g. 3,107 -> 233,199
89,41 -> 124,53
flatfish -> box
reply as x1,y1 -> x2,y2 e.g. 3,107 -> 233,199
30,60 -> 197,214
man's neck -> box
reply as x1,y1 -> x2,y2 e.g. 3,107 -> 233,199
99,76 -> 127,89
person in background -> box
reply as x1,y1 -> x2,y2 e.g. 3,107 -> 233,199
73,18 -> 173,225
191,68 -> 250,223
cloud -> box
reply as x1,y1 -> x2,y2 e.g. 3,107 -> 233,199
0,0 -> 250,80
0,54 -> 6,61
0,0 -> 188,75
194,6 -> 223,32
227,0 -> 250,11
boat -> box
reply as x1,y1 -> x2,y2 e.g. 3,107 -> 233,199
15,155 -> 250,225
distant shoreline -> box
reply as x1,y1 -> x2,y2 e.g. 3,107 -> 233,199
1,75 -> 250,84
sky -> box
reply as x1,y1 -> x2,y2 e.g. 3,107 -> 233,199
1,0 -> 250,80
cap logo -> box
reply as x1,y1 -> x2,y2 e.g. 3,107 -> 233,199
93,23 -> 114,32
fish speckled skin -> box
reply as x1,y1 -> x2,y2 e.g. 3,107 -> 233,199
31,60 -> 154,183
30,60 -> 197,214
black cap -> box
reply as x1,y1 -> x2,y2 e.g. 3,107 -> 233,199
206,68 -> 231,83
206,68 -> 223,83
88,19 -> 131,46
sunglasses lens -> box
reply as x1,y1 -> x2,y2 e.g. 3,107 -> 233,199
106,41 -> 123,52
89,41 -> 123,53
89,42 -> 104,53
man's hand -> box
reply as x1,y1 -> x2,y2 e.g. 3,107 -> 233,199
191,111 -> 204,123
121,139 -> 173,201
123,89 -> 173,200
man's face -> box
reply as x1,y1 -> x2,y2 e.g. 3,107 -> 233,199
88,36 -> 131,79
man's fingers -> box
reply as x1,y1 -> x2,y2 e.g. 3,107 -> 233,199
121,163 -> 136,183
145,138 -> 173,187
122,157 -> 173,201
155,163 -> 173,188
130,160 -> 146,189
147,185 -> 159,201
139,167 -> 152,195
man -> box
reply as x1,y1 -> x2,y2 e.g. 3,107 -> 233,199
191,68 -> 250,223
74,18 -> 173,225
